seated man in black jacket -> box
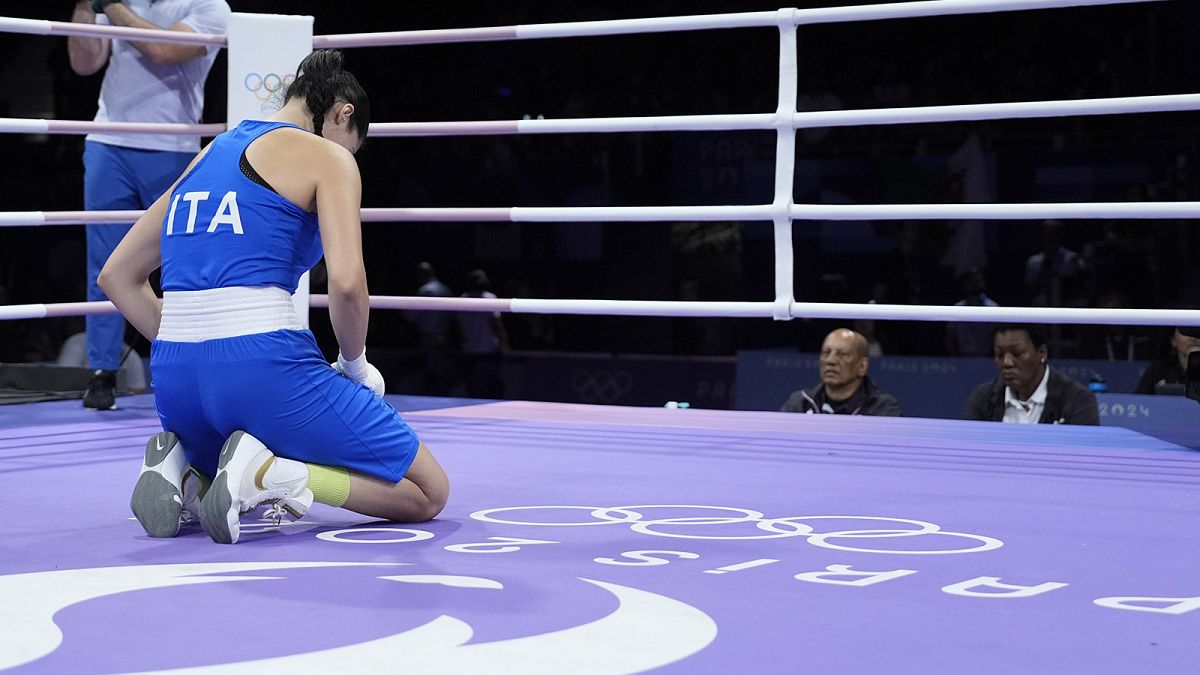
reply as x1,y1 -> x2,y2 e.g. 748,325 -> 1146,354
781,328 -> 902,416
964,323 -> 1099,425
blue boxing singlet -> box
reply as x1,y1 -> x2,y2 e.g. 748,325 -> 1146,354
159,120 -> 322,293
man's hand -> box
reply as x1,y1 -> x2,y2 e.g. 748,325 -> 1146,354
69,1 -> 109,75
90,0 -> 121,14
93,1 -> 209,65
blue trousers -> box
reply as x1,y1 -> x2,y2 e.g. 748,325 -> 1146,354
152,330 -> 421,482
84,141 -> 192,371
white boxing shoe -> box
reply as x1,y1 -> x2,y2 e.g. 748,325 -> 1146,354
200,430 -> 313,544
130,431 -> 202,538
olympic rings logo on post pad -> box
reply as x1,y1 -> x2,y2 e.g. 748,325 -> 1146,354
244,72 -> 296,101
470,505 -> 1004,555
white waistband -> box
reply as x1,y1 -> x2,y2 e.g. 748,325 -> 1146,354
158,287 -> 303,342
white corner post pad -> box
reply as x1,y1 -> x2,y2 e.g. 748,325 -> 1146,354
225,12 -> 315,325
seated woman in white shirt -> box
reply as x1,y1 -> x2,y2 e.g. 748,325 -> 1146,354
963,323 -> 1099,425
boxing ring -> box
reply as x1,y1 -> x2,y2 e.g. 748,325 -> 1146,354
2,0 -> 1200,672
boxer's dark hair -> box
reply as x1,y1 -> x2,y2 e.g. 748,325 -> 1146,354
993,323 -> 1047,349
283,49 -> 370,142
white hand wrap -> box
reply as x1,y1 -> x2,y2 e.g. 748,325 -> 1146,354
332,350 -> 386,398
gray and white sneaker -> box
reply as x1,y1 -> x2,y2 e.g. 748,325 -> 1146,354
200,430 -> 313,544
130,431 -> 202,538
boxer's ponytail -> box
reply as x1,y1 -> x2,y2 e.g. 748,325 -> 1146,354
283,49 -> 370,142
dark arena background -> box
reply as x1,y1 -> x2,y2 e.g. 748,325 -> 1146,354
1,2 -> 1199,673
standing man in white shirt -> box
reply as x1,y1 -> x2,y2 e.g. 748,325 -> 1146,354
68,0 -> 230,410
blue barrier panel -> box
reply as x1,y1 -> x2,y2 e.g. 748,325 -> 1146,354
737,349 -> 1197,448
1095,393 -> 1200,449
736,350 -> 991,418
1054,359 -> 1147,394
500,352 -> 737,409
737,349 -> 1148,418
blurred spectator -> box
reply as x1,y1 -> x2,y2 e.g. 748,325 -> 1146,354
406,262 -> 459,396
1075,290 -> 1154,361
1134,327 -> 1200,395
871,62 -> 912,108
796,72 -> 843,146
871,222 -> 953,355
940,132 -> 993,279
1082,214 -> 1159,309
854,317 -> 884,357
456,269 -> 508,399
409,262 -> 455,349
780,328 -> 901,416
794,272 -> 856,356
1025,220 -> 1087,358
1025,220 -> 1086,308
457,269 -> 508,355
964,324 -> 1099,425
945,266 -> 999,357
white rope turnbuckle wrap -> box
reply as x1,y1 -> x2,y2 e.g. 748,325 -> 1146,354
0,0 -> 1196,328
771,9 -> 799,322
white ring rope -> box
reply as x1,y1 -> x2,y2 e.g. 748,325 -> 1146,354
368,93 -> 1200,137
7,92 -> 1200,138
0,302 -> 118,321
6,202 -> 1199,229
311,0 -> 1164,48
0,2 -> 1116,48
0,118 -> 225,136
789,0 -> 1163,25
0,15 -> 224,46
0,1 -> 1168,50
0,0 -> 1192,327
5,298 -> 1197,327
336,297 -> 1200,326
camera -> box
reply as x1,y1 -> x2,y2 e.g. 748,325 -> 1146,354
1183,326 -> 1200,403
1188,349 -> 1200,403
